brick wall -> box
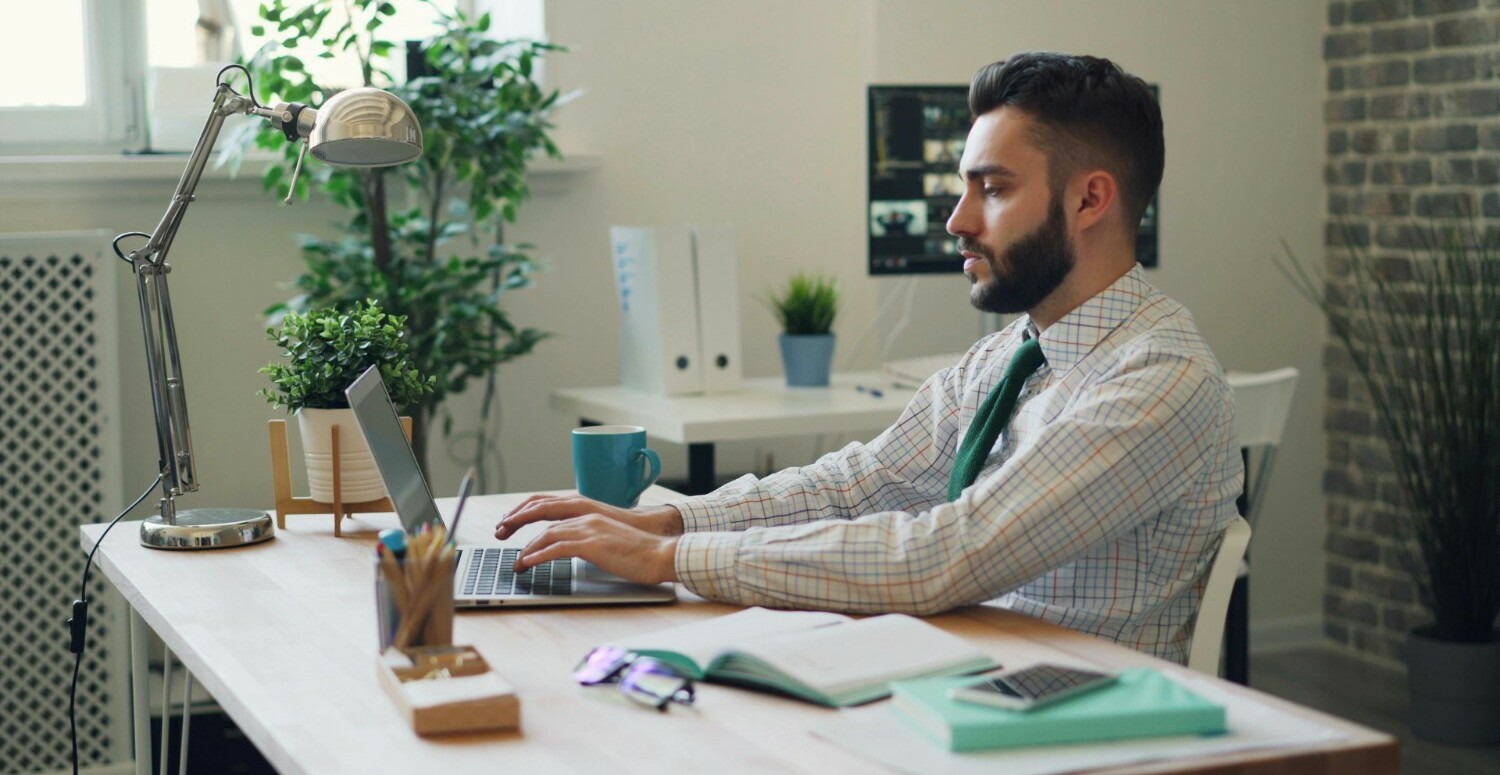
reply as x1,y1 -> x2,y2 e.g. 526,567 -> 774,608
1322,0 -> 1499,667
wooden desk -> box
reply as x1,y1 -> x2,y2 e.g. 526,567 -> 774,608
551,371 -> 915,493
83,487 -> 1395,774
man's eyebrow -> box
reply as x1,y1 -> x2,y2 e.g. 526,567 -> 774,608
962,164 -> 1017,181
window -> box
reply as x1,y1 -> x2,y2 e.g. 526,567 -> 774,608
0,0 -> 142,153
0,0 -> 543,154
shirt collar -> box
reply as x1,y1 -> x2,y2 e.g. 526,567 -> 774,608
1023,264 -> 1153,374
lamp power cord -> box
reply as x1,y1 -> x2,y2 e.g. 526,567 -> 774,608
69,474 -> 162,775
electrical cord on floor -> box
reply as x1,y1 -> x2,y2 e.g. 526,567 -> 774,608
69,474 -> 162,775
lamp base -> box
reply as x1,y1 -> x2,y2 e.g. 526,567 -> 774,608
139,508 -> 276,550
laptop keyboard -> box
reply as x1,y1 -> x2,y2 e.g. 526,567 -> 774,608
463,548 -> 574,596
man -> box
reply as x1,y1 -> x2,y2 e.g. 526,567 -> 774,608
496,52 -> 1241,663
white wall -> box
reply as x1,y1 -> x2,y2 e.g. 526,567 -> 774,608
0,0 -> 1326,642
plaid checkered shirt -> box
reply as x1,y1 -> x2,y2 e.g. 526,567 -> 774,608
667,265 -> 1243,663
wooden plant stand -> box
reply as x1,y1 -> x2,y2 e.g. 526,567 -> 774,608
268,417 -> 412,536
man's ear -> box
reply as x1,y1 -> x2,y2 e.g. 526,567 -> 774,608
1071,170 -> 1118,233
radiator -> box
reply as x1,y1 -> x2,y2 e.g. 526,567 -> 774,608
0,231 -> 129,774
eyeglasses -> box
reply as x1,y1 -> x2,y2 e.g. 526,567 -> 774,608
573,646 -> 696,711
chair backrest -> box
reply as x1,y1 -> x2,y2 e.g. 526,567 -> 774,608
1229,367 -> 1299,449
1229,367 -> 1299,527
1186,516 -> 1253,675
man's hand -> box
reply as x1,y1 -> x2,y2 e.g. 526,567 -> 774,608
494,494 -> 683,540
513,515 -> 678,584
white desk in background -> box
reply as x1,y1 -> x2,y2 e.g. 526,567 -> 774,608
82,487 -> 1395,774
551,371 -> 915,494
552,369 -> 1266,496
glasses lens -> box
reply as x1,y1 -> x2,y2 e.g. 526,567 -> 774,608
619,659 -> 695,711
573,646 -> 633,685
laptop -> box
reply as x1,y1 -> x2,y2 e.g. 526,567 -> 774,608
346,365 -> 677,608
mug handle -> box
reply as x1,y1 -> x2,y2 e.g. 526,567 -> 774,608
631,448 -> 662,503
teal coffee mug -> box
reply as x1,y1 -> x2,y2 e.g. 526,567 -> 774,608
572,425 -> 662,508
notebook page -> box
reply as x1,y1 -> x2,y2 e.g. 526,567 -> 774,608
731,614 -> 991,697
620,607 -> 850,673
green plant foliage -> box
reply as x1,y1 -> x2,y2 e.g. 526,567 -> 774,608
1277,222 -> 1500,643
764,273 -> 839,336
260,300 -> 435,412
225,0 -> 570,464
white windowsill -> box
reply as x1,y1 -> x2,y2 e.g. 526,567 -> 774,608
0,150 -> 599,186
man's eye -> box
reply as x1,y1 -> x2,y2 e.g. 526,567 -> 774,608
983,186 -> 1004,197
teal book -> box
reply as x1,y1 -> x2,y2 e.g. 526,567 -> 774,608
613,607 -> 999,707
890,668 -> 1226,752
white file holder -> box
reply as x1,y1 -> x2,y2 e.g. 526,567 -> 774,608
611,225 -> 743,395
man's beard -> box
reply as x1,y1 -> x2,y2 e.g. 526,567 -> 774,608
962,197 -> 1076,315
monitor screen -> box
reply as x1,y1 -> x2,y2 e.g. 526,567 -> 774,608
867,85 -> 971,276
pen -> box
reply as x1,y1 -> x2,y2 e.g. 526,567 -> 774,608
377,543 -> 410,614
379,528 -> 407,562
856,384 -> 885,399
447,467 -> 477,546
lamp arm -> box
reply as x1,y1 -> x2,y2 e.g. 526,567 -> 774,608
126,83 -> 258,522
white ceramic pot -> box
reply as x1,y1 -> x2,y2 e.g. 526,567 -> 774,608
297,408 -> 388,504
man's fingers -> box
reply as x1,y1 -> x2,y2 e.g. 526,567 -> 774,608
495,496 -> 610,538
495,497 -> 575,537
498,493 -> 558,524
515,537 -> 588,572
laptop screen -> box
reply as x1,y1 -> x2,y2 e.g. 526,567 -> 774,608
346,365 -> 444,534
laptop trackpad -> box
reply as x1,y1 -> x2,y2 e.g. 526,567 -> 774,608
573,557 -> 627,584
576,561 -> 664,593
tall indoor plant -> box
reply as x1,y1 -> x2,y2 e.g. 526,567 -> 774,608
1279,222 -> 1500,745
228,0 -> 570,481
765,273 -> 839,387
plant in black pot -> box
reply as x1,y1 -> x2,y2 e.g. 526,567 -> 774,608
765,273 -> 840,387
1279,223 -> 1500,745
260,300 -> 435,505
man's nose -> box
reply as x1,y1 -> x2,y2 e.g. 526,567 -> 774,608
947,191 -> 976,237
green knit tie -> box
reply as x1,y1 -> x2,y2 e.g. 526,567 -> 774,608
947,337 -> 1046,502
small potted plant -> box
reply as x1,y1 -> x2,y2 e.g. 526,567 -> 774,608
765,273 -> 840,387
261,300 -> 435,504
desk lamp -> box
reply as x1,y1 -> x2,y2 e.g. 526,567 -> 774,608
118,65 -> 422,549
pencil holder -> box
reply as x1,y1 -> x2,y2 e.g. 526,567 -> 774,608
374,529 -> 456,651
376,566 -> 454,651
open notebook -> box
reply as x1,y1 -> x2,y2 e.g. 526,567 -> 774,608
609,607 -> 998,707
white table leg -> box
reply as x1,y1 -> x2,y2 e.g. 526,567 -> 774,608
130,609 -> 152,775
178,671 -> 193,775
158,648 -> 172,775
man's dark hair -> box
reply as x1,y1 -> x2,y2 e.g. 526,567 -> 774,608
969,52 -> 1164,231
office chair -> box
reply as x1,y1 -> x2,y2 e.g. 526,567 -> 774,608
1225,367 -> 1300,684
1187,516 -> 1253,675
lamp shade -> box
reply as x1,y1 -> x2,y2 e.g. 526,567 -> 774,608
308,87 -> 423,167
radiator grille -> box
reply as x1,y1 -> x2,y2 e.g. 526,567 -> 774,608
0,231 -> 128,774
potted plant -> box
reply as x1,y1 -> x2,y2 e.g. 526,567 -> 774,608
261,300 -> 435,504
225,0 -> 570,482
1279,223 -> 1500,745
765,273 -> 840,387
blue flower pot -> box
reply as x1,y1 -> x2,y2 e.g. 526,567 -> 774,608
779,334 -> 836,387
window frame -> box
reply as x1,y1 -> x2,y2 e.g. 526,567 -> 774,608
0,0 -> 147,154
0,0 -> 545,157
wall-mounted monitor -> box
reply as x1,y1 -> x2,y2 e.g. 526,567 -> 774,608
867,85 -> 971,276
866,84 -> 1159,276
